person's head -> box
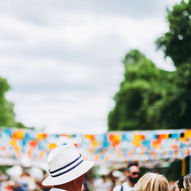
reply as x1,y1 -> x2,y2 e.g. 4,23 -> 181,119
136,172 -> 170,191
126,162 -> 140,185
56,175 -> 85,191
177,174 -> 191,191
42,144 -> 94,191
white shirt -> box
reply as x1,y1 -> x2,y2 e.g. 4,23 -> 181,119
94,178 -> 112,191
50,188 -> 67,191
113,182 -> 136,191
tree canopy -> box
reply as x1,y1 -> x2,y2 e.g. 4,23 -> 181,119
108,0 -> 191,131
108,50 -> 178,131
156,0 -> 191,67
0,76 -> 27,128
155,0 -> 191,129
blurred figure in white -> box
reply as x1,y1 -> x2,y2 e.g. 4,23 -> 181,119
94,167 -> 112,191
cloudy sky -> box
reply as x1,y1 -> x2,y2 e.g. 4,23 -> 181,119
0,0 -> 179,134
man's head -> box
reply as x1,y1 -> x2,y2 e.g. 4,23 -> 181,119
42,144 -> 94,189
126,162 -> 140,186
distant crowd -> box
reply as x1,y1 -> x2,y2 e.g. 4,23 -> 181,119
0,144 -> 191,191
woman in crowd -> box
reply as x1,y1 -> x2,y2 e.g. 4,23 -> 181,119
135,172 -> 170,191
177,174 -> 191,191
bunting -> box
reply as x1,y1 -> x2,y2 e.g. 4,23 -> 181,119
0,128 -> 191,167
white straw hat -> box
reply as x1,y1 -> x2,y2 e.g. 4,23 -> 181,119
42,144 -> 94,186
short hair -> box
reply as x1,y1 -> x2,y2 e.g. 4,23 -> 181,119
178,174 -> 191,191
135,172 -> 170,191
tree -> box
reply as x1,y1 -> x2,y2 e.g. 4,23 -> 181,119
156,0 -> 191,129
108,0 -> 191,131
108,50 -> 177,131
156,0 -> 191,67
0,76 -> 27,128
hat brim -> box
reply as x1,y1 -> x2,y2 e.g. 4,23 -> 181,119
42,160 -> 94,186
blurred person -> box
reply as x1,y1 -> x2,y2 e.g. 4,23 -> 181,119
177,174 -> 191,191
135,172 -> 170,191
82,171 -> 95,191
169,181 -> 177,191
42,144 -> 94,191
109,170 -> 119,190
94,167 -> 112,191
82,181 -> 90,191
94,174 -> 112,191
113,162 -> 140,191
15,170 -> 36,191
0,172 -> 6,189
12,181 -> 26,191
0,176 -> 14,191
3,181 -> 13,191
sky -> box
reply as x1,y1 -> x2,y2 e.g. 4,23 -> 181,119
0,0 -> 180,134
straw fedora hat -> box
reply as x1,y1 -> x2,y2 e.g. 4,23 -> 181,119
42,144 -> 94,186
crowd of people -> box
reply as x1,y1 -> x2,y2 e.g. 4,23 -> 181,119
0,144 -> 191,191
0,167 -> 48,191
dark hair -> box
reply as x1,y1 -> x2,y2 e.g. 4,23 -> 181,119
178,174 -> 191,191
178,176 -> 184,190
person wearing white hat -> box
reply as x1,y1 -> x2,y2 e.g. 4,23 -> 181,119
42,144 -> 94,191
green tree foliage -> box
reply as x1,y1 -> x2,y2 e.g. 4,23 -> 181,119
0,76 -> 27,128
156,0 -> 191,129
170,64 -> 191,129
156,0 -> 191,67
108,0 -> 191,131
0,77 -> 15,127
108,50 -> 178,131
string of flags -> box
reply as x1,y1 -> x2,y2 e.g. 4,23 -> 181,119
0,128 -> 191,167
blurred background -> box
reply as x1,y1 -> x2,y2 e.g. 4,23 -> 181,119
0,0 -> 191,190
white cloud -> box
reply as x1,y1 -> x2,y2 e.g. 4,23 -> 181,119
0,11 -> 167,47
0,0 -> 178,134
7,91 -> 110,134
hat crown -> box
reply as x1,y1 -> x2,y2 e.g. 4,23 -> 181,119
42,143 -> 94,186
48,144 -> 80,172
